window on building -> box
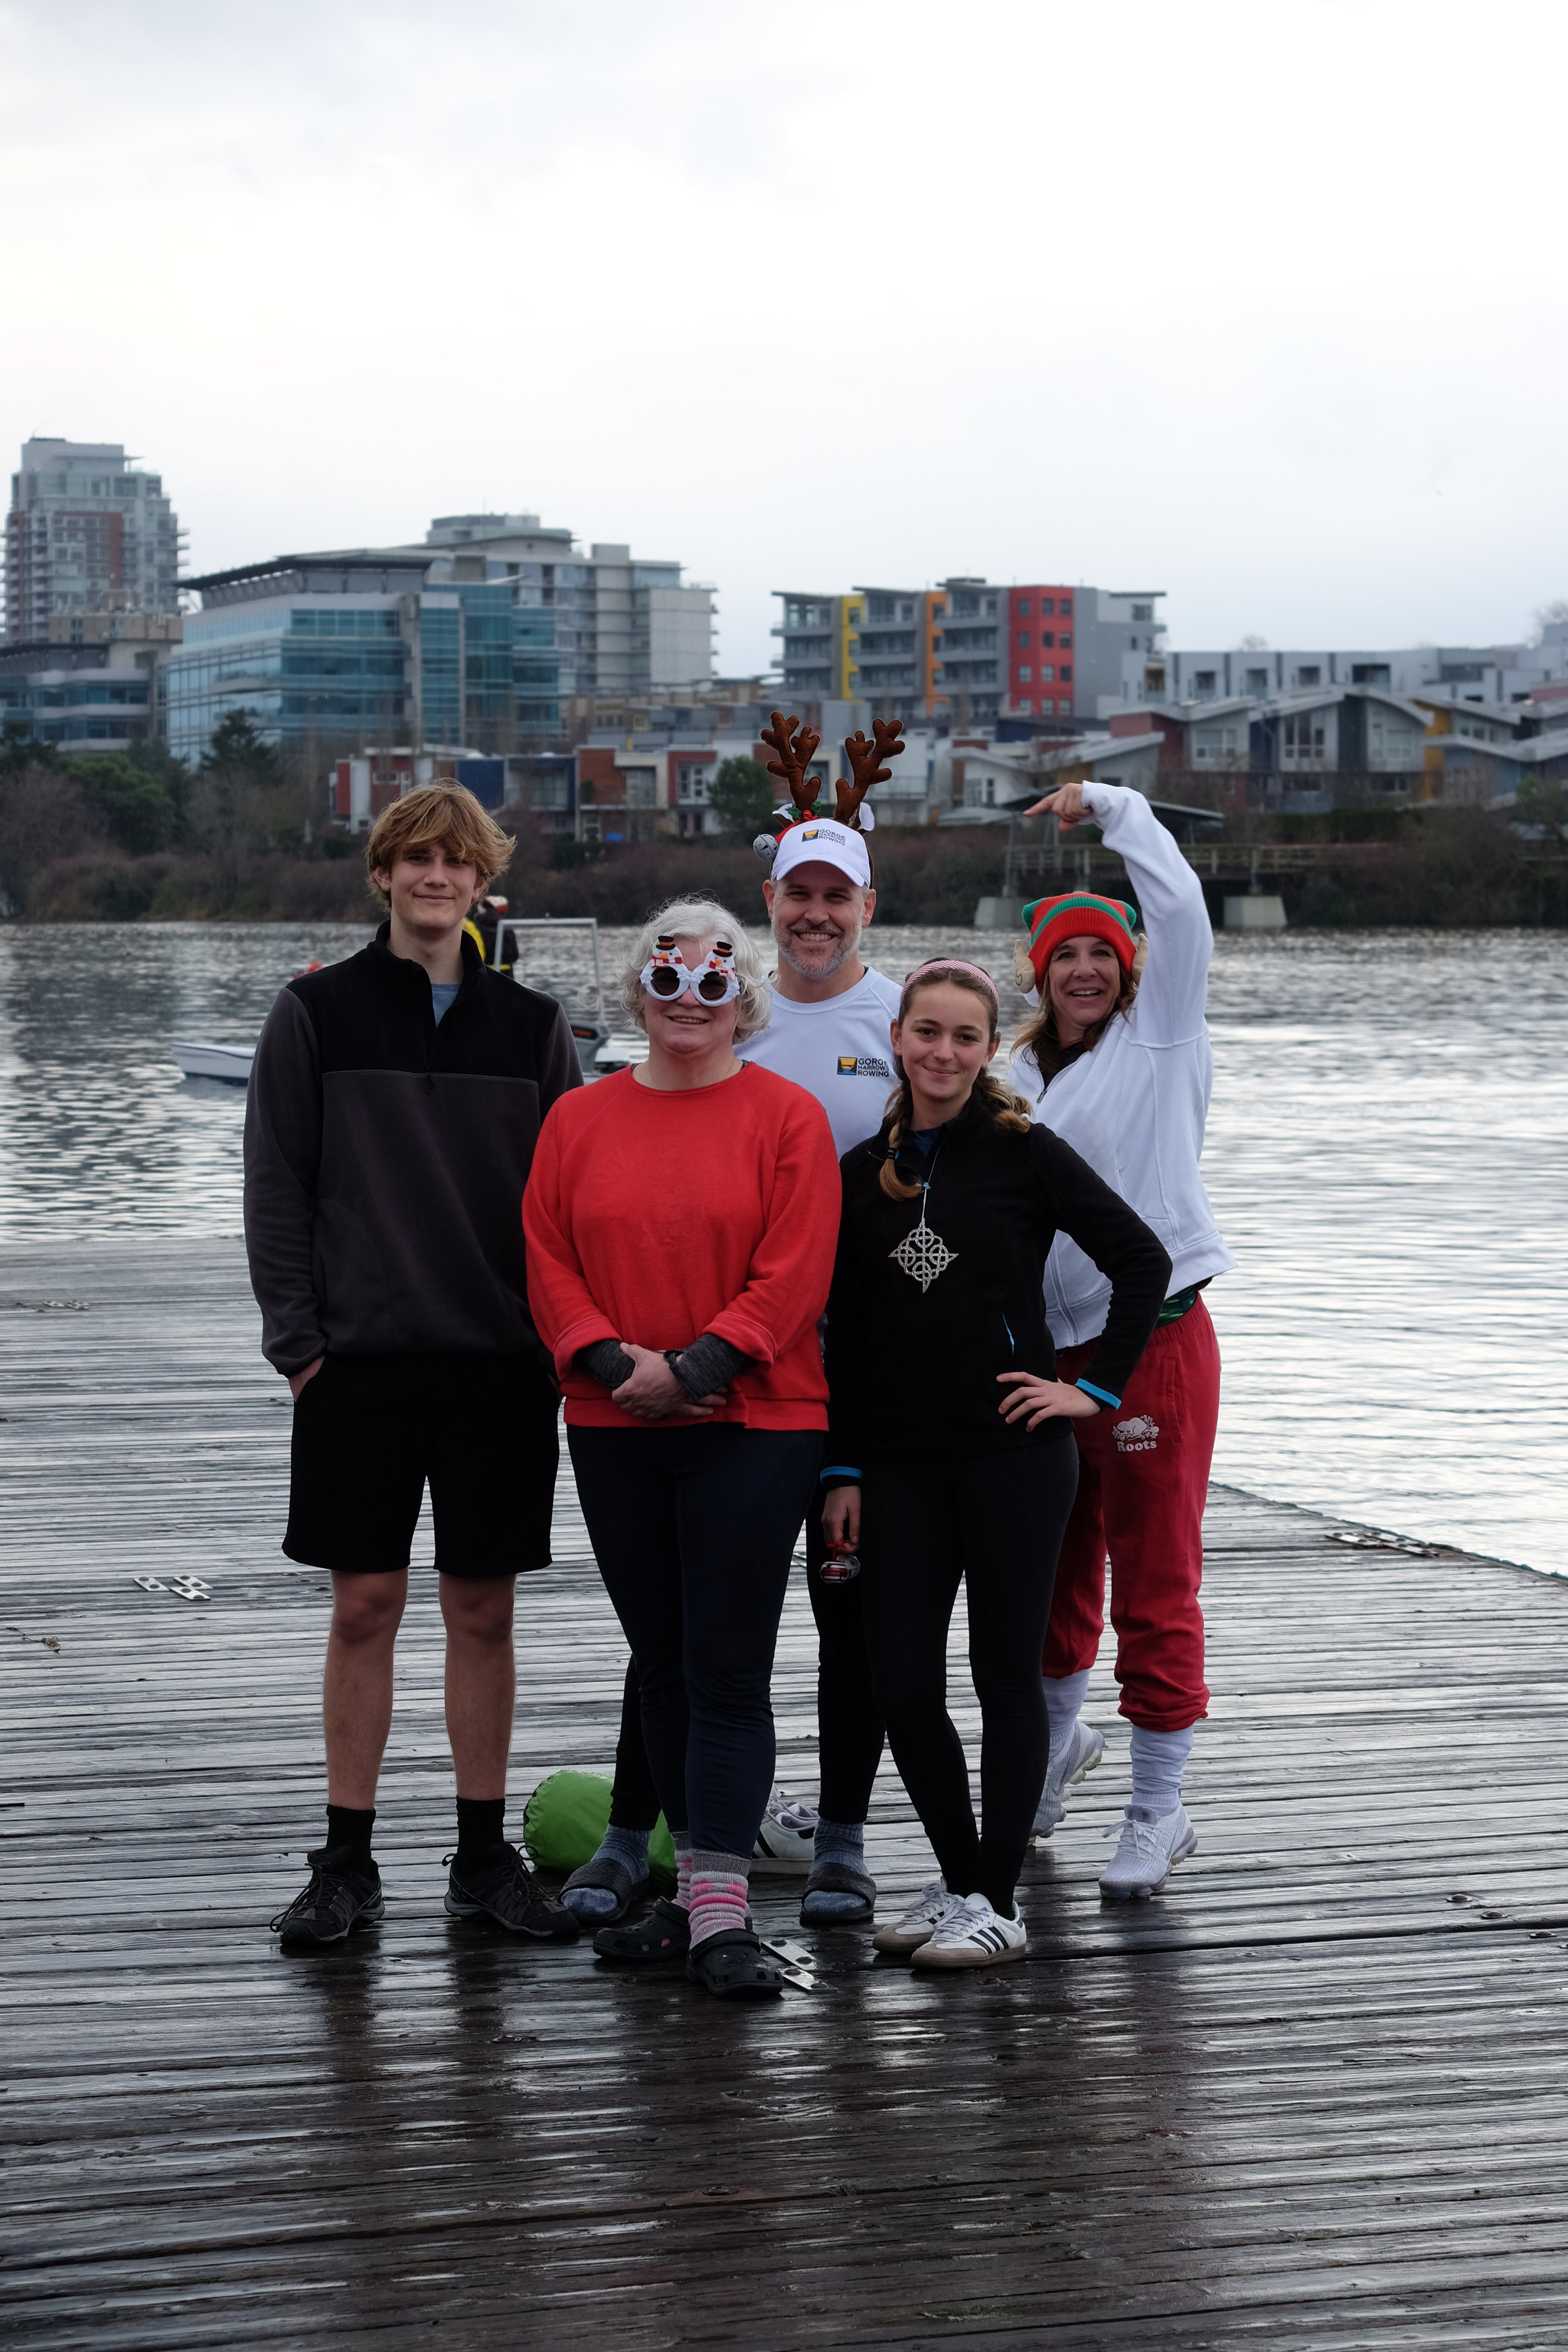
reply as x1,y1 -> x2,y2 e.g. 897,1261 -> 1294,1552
1060,598 -> 1073,616
1041,597 -> 1055,616
1040,665 -> 1054,682
1060,665 -> 1072,683
1282,714 -> 1325,760
1018,598 -> 1031,618
1018,666 -> 1032,682
1245,668 -> 1269,694
1131,603 -> 1153,622
1060,633 -> 1071,648
1017,632 -> 1031,651
1194,671 -> 1217,694
1042,632 -> 1054,648
1295,666 -> 1321,688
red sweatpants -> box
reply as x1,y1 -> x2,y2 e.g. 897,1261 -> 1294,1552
1044,1295 -> 1219,1730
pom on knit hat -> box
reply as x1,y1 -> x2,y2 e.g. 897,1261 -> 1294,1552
1021,890 -> 1139,992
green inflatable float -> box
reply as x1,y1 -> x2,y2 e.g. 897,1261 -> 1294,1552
522,1769 -> 678,1893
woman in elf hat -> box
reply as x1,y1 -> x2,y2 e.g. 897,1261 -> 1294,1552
1009,777 -> 1236,1900
820,959 -> 1169,1967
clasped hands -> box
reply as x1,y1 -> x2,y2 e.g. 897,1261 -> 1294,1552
611,1340 -> 728,1421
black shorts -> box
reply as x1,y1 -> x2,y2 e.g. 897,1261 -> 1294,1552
283,1352 -> 560,1579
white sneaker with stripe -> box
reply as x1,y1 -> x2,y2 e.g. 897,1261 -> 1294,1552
911,1892 -> 1027,1969
751,1784 -> 818,1874
871,1878 -> 956,1953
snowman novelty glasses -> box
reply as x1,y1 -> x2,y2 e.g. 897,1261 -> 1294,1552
640,935 -> 742,1008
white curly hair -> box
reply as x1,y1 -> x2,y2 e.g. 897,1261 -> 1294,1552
619,898 -> 771,1041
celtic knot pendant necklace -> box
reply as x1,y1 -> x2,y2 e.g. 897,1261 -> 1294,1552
890,1181 -> 958,1292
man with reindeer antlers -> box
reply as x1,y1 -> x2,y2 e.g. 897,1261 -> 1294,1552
560,713 -> 910,1937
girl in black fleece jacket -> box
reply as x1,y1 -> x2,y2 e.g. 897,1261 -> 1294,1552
822,959 -> 1170,1969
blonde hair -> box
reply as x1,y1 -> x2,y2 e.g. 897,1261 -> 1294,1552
880,964 -> 1031,1201
619,898 -> 771,1044
365,783 -> 514,905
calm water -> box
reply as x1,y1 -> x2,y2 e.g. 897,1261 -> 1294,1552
2,921 -> 1563,1577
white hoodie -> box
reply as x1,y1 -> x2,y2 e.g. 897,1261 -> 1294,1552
1008,779 -> 1236,1348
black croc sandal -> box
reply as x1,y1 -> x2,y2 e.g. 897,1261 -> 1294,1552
562,1854 -> 652,1926
592,1896 -> 691,1963
799,1859 -> 877,1929
686,1929 -> 786,1998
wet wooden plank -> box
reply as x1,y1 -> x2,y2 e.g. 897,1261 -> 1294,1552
3,1238 -> 1567,2347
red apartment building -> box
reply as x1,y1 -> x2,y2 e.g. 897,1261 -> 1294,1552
1005,586 -> 1078,721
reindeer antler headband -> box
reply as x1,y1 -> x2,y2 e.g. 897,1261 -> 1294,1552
753,710 -> 906,871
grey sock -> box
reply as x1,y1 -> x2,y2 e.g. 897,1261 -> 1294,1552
561,1823 -> 652,1919
802,1818 -> 874,1919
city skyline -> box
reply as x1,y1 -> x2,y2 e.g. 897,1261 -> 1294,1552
2,0 -> 1565,678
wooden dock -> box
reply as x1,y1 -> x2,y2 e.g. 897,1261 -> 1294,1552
4,1238 -> 1567,2349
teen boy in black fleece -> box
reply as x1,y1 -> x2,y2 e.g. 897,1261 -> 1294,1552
822,958 -> 1169,1968
248,782 -> 583,1951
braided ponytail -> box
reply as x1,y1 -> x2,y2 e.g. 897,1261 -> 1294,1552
879,1069 -> 923,1201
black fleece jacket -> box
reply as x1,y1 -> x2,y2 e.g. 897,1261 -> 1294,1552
243,923 -> 581,1374
824,1096 -> 1171,1473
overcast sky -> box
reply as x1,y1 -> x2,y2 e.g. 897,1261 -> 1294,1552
4,0 -> 1565,672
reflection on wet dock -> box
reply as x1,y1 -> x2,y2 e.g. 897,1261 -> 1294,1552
5,1240 -> 1567,2347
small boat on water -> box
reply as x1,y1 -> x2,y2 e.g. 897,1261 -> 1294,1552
168,921 -> 642,1088
172,1040 -> 256,1085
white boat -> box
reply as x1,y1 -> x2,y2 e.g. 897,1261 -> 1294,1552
169,922 -> 625,1090
490,917 -> 628,1080
172,1040 -> 256,1085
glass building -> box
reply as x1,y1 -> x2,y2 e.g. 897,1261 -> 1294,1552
165,556 -> 565,763
0,645 -> 152,751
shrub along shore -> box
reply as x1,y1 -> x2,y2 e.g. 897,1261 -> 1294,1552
0,724 -> 1563,929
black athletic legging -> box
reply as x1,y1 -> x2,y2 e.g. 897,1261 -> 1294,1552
568,1424 -> 823,1860
858,1441 -> 1080,1915
607,1509 -> 886,1833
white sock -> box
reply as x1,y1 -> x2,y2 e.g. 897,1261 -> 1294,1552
1129,1725 -> 1194,1818
1042,1670 -> 1093,1756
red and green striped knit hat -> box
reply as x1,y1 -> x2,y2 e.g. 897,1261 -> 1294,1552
1021,890 -> 1138,991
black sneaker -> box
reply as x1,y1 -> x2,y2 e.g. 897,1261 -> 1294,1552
444,1841 -> 580,1941
271,1844 -> 384,1948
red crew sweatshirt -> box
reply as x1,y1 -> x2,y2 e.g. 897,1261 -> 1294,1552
524,1063 -> 840,1431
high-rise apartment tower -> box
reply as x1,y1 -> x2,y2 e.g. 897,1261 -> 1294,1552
5,439 -> 182,644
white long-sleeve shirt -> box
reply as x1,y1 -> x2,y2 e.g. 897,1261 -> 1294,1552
1008,780 -> 1236,1347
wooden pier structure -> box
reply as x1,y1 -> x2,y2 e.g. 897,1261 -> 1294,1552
4,1238 -> 1567,2347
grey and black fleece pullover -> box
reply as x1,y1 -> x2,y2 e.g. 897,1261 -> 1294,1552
243,923 -> 582,1377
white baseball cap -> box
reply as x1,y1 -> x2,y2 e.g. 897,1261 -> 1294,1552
769,816 -> 871,890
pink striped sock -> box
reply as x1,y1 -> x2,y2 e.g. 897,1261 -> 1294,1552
675,1843 -> 693,1912
688,1849 -> 750,1949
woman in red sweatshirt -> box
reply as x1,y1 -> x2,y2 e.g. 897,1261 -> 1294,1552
524,897 -> 840,1998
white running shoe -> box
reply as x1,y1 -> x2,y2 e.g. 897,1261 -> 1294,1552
1030,1716 -> 1106,1842
872,1878 -> 956,1953
1098,1804 -> 1197,1899
913,1891 -> 1027,1969
751,1785 -> 818,1874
